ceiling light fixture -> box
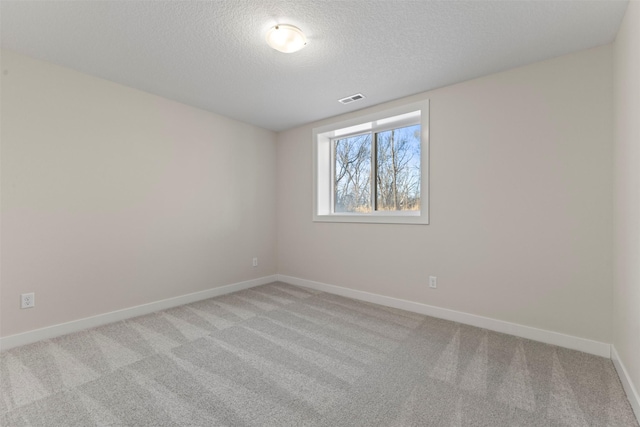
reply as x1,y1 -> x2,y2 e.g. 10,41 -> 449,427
266,24 -> 307,53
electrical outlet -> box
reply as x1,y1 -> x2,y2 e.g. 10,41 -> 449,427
21,292 -> 35,309
252,257 -> 258,267
429,276 -> 437,289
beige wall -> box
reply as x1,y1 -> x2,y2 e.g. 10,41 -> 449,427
613,0 -> 640,405
0,36 -> 621,349
0,50 -> 277,337
277,46 -> 613,343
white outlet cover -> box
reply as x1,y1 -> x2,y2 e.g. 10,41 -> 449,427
21,292 -> 35,308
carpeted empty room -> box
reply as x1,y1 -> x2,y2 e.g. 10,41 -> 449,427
2,282 -> 638,426
2,1 -> 640,426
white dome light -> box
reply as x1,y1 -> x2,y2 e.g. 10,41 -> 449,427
266,24 -> 307,53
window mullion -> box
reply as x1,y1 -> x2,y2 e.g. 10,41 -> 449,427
371,131 -> 377,212
331,139 -> 336,214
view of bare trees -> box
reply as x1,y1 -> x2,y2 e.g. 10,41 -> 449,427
376,125 -> 421,211
334,134 -> 372,212
334,125 -> 421,213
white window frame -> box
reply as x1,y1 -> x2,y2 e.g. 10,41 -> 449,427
313,100 -> 429,224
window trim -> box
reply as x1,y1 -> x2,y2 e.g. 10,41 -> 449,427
312,100 -> 429,224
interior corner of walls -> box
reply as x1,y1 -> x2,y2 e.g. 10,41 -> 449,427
612,346 -> 640,423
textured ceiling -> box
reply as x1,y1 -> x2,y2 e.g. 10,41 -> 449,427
0,0 -> 629,132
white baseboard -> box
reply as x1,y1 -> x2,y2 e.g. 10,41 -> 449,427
277,275 -> 611,358
0,275 -> 278,352
612,346 -> 640,423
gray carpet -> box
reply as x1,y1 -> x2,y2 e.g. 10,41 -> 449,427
1,282 -> 637,426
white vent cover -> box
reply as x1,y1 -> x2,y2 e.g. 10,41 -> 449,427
338,93 -> 365,104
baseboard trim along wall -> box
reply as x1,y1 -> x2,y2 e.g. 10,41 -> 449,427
277,275 -> 611,358
612,346 -> 640,422
0,275 -> 278,352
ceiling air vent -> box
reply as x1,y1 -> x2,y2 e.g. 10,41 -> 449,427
338,93 -> 365,105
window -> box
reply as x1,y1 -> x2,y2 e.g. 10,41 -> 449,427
313,100 -> 429,224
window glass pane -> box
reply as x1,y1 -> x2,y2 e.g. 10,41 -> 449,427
376,124 -> 421,211
334,134 -> 372,213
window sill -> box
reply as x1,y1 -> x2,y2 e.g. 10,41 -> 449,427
313,212 -> 428,225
